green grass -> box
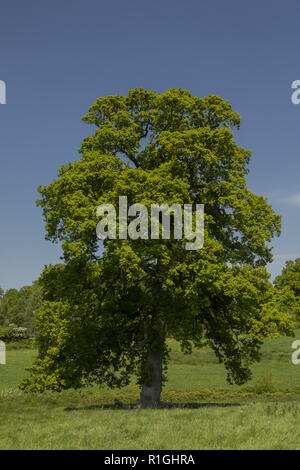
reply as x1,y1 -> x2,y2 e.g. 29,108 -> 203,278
1,330 -> 300,449
0,349 -> 35,390
166,333 -> 300,393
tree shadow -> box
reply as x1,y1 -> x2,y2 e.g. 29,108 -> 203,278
64,401 -> 241,411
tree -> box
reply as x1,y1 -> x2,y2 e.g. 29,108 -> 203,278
0,288 -> 19,325
0,283 -> 41,334
274,258 -> 300,297
20,88 -> 294,407
274,258 -> 300,320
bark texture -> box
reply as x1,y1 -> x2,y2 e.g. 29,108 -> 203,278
140,332 -> 164,408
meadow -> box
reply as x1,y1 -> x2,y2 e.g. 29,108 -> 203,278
1,331 -> 300,450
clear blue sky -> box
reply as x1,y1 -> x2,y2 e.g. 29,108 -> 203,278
0,0 -> 300,289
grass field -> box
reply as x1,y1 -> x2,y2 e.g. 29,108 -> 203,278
1,331 -> 300,449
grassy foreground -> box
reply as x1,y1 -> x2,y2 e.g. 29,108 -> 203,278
1,331 -> 300,449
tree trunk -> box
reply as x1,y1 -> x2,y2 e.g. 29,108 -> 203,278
139,333 -> 164,409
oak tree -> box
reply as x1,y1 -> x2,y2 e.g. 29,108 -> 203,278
20,88 -> 293,407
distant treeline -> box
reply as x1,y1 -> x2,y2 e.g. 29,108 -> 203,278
0,283 -> 41,338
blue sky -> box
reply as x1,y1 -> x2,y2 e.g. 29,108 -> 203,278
0,0 -> 300,289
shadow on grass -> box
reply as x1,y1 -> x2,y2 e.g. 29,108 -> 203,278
64,401 -> 241,411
